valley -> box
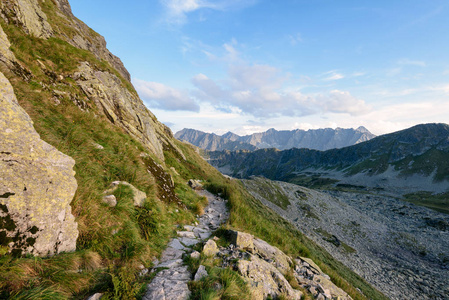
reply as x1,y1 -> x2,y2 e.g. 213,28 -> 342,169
243,177 -> 449,300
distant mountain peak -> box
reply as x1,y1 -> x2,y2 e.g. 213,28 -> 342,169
175,126 -> 376,151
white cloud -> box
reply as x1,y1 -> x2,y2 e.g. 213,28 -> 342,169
161,0 -> 214,24
191,64 -> 370,118
398,58 -> 426,67
322,70 -> 345,81
317,90 -> 372,116
160,0 -> 257,24
133,79 -> 199,111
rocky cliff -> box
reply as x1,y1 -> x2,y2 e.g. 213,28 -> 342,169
176,126 -> 376,151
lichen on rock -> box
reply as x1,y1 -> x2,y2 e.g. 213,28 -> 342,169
0,71 -> 78,256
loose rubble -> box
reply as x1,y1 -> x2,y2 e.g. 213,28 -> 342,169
243,177 -> 449,300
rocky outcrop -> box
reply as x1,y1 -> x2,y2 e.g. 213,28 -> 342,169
51,0 -> 131,81
0,0 -> 53,39
211,230 -> 351,300
0,71 -> 78,256
73,61 -> 184,162
0,0 -> 129,81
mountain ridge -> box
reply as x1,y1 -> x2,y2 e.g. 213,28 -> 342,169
175,126 -> 376,151
209,123 -> 449,196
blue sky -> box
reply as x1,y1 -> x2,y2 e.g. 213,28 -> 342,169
70,0 -> 449,135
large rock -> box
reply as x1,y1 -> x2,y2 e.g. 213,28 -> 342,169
230,230 -> 292,273
230,230 -> 254,251
0,71 -> 78,256
253,237 -> 292,274
238,254 -> 302,300
0,0 -> 53,39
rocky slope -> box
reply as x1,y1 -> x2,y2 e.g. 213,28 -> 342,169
176,126 -> 375,151
210,123 -> 449,196
0,0 -> 183,162
243,177 -> 449,300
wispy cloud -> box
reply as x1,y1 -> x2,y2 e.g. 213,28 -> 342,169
322,70 -> 345,81
133,79 -> 199,111
160,0 -> 257,24
288,33 -> 303,45
398,58 -> 426,67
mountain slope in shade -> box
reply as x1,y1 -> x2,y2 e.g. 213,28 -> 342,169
209,123 -> 449,195
175,126 -> 376,151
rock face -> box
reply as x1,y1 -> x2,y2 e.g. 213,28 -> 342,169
0,0 -> 53,39
175,126 -> 375,151
73,62 -> 172,162
0,71 -> 78,256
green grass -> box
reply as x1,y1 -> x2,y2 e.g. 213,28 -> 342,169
243,177 -> 291,209
286,174 -> 339,190
402,191 -> 449,214
0,15 -> 207,298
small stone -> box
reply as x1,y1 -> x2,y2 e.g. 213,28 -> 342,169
177,231 -> 196,238
317,293 -> 326,300
93,143 -> 104,150
184,225 -> 195,232
87,293 -> 103,300
102,195 -> 117,207
198,232 -> 212,240
190,251 -> 201,259
194,265 -> 208,281
180,237 -> 198,247
168,239 -> 185,250
188,179 -> 203,190
203,239 -> 219,257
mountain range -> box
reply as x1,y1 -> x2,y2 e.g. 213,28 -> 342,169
175,126 -> 376,151
209,123 -> 449,197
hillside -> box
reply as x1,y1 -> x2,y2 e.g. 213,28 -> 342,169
176,126 -> 376,151
242,177 -> 449,299
0,0 -> 385,299
209,123 -> 449,206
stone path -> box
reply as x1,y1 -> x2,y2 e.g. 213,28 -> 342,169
143,190 -> 229,300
